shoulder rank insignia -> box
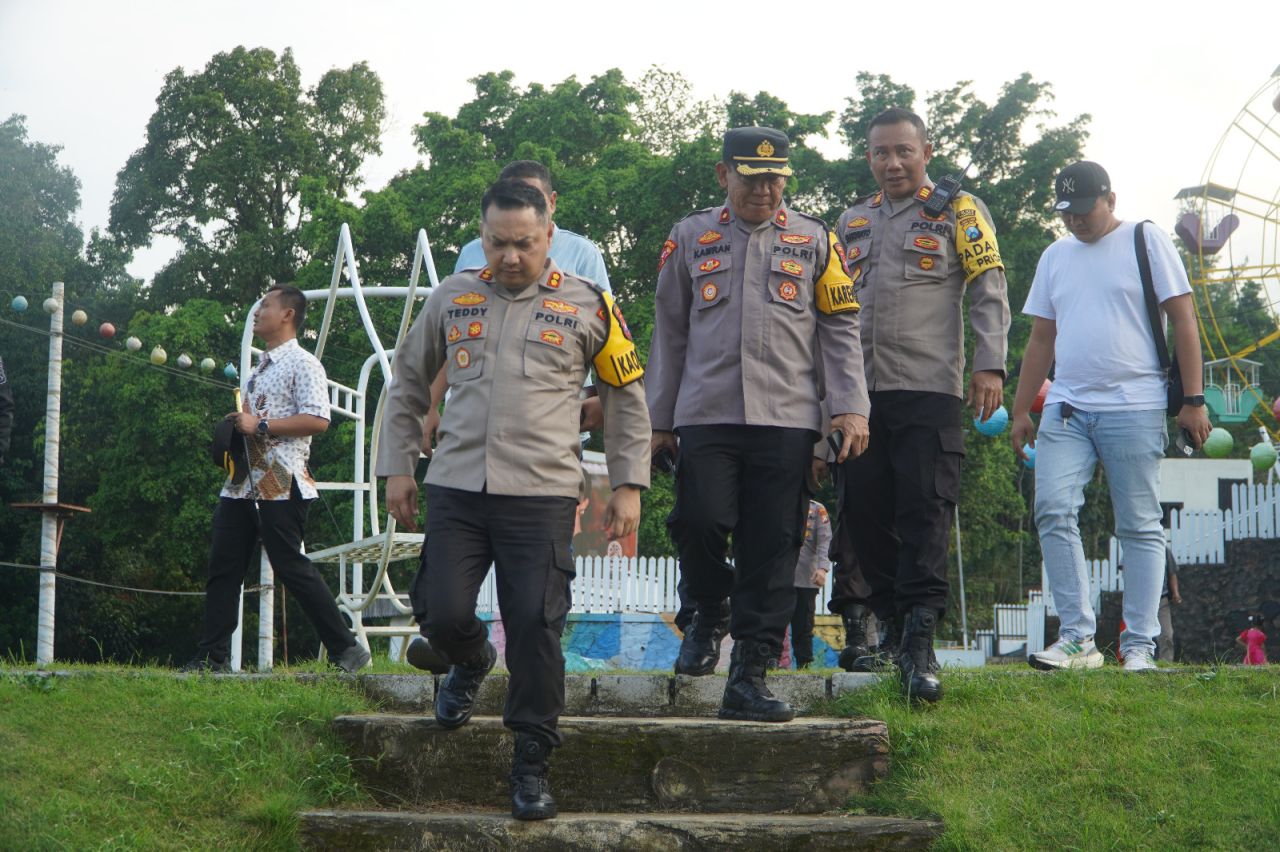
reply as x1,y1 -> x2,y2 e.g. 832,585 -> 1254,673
698,230 -> 723,245
773,210 -> 788,228
658,239 -> 677,272
868,191 -> 883,209
952,195 -> 1004,283
914,186 -> 932,202
452,292 -> 487,306
719,207 -> 731,224
478,267 -> 493,282
779,234 -> 813,245
593,292 -> 643,388
814,230 -> 859,315
543,271 -> 562,289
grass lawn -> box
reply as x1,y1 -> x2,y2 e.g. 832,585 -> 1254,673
1,664 -> 1278,849
836,665 -> 1280,851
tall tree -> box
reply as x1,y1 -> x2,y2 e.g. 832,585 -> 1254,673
109,47 -> 386,309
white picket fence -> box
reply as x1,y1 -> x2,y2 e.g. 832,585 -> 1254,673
476,555 -> 839,615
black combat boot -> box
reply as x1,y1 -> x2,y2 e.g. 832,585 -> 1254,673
434,640 -> 497,729
718,640 -> 796,722
837,604 -> 873,671
674,604 -> 730,676
510,733 -> 557,820
852,611 -> 899,672
405,635 -> 450,674
897,606 -> 942,703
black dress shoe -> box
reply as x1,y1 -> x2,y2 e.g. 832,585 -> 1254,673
510,733 -> 557,820
434,640 -> 496,729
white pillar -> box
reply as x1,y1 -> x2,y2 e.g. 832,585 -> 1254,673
231,588 -> 244,672
36,282 -> 65,667
257,550 -> 274,671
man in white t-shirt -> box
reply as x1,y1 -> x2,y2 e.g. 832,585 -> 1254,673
1010,161 -> 1211,672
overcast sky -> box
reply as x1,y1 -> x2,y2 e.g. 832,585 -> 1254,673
1,0 -> 1276,284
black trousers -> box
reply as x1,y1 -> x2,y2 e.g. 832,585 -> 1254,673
826,496 -> 873,616
197,484 -> 355,663
667,425 -> 813,654
789,587 -> 819,665
835,391 -> 963,618
412,485 -> 576,746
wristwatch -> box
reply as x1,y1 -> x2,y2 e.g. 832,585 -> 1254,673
257,418 -> 270,435
1182,395 -> 1206,408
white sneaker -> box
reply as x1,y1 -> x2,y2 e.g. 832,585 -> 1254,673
1122,650 -> 1157,672
1030,638 -> 1104,671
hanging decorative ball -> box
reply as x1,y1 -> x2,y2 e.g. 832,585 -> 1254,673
11,295 -> 28,312
177,353 -> 193,369
200,357 -> 216,373
1031,379 -> 1052,415
71,309 -> 88,326
223,363 -> 239,380
43,298 -> 59,315
125,336 -> 142,352
1250,441 -> 1278,474
99,322 -> 116,340
149,346 -> 167,366
974,405 -> 1009,437
1021,444 -> 1037,470
1203,427 -> 1234,459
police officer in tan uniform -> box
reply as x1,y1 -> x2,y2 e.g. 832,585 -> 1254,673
377,179 -> 650,820
649,127 -> 870,723
831,108 -> 1010,703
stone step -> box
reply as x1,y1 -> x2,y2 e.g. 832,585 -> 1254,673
299,809 -> 942,850
332,714 -> 889,814
358,672 -> 880,716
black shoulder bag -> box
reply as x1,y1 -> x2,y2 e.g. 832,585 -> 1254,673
1135,220 -> 1184,416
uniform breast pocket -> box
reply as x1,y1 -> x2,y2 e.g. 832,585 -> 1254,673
844,239 -> 871,279
768,256 -> 810,311
903,232 -> 949,281
523,320 -> 578,385
444,319 -> 487,383
692,260 -> 731,312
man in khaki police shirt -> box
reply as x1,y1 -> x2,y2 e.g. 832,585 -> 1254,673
648,126 -> 870,724
376,179 -> 650,821
832,107 -> 1010,703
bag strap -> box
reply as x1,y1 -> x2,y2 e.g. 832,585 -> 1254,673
1134,220 -> 1171,370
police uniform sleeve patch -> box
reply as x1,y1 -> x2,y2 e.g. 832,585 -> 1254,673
593,291 -> 644,387
658,239 -> 677,272
952,195 -> 1004,283
814,230 -> 860,315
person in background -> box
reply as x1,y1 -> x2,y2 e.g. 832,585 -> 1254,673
790,499 -> 832,669
1156,543 -> 1182,663
1238,615 -> 1267,665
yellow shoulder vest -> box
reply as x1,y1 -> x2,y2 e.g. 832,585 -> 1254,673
952,195 -> 1004,284
814,230 -> 860,315
593,291 -> 644,387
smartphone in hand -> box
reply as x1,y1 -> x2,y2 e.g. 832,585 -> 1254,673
826,429 -> 844,458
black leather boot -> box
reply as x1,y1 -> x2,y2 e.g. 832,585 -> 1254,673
674,605 -> 730,676
510,733 -> 557,820
897,606 -> 942,703
434,640 -> 497,729
718,640 -> 795,722
852,611 -> 899,672
837,604 -> 872,671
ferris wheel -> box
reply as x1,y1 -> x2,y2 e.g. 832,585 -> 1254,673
1174,64 -> 1280,440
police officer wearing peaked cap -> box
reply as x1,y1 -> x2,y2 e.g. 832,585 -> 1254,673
648,126 -> 870,723
376,178 -> 651,820
830,108 -> 1011,703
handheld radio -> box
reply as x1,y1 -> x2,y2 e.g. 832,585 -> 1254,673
921,143 -> 984,219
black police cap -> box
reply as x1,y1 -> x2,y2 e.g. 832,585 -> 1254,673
723,126 -> 793,177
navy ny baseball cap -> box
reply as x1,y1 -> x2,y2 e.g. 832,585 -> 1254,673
1054,161 -> 1111,214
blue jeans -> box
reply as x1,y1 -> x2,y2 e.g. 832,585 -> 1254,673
1034,404 -> 1167,657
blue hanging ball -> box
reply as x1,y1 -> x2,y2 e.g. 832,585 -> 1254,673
1021,444 -> 1036,470
11,295 -> 28,312
223,363 -> 238,380
974,405 -> 1009,437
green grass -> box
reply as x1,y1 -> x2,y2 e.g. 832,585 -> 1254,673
2,666 -> 1279,849
0,668 -> 372,850
836,666 -> 1280,851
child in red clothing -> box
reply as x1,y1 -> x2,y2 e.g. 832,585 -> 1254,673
1237,615 -> 1268,665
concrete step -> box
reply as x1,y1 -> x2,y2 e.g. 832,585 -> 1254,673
358,672 -> 880,716
299,809 -> 942,850
332,714 -> 889,814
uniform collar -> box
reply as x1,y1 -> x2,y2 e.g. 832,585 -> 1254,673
720,199 -> 792,233
883,178 -> 934,218
477,260 -> 563,300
